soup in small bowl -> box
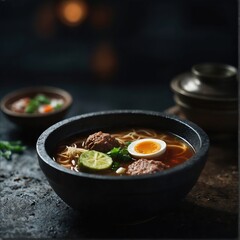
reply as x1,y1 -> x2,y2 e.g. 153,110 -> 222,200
36,110 -> 209,222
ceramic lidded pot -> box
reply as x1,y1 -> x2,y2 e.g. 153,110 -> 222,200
170,63 -> 238,134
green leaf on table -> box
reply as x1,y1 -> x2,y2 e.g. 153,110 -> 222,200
0,140 -> 26,160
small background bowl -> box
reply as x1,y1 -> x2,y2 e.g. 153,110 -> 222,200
0,86 -> 72,129
36,110 -> 209,223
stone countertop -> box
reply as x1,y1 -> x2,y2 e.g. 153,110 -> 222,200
0,83 -> 238,239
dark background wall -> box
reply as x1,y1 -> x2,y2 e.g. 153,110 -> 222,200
0,0 -> 237,86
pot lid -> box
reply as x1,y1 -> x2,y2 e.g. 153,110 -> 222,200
171,63 -> 238,101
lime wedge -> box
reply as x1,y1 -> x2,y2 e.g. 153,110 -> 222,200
79,150 -> 113,171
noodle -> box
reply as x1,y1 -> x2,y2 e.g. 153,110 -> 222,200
167,143 -> 188,156
112,129 -> 159,144
55,144 -> 87,168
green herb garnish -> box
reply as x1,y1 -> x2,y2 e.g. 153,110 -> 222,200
24,94 -> 51,113
0,140 -> 26,160
111,161 -> 121,171
34,94 -> 51,104
25,99 -> 39,113
54,103 -> 63,110
107,146 -> 132,162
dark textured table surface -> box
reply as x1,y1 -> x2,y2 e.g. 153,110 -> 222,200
0,82 -> 238,239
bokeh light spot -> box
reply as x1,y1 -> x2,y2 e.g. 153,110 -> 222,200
91,43 -> 118,81
58,0 -> 88,26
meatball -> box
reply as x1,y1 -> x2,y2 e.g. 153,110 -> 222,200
84,131 -> 120,152
126,159 -> 169,176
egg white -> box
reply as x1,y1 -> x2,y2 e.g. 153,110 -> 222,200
127,138 -> 166,159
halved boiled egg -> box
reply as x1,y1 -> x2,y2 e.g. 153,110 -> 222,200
127,138 -> 166,159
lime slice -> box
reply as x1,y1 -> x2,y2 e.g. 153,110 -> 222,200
79,150 -> 113,171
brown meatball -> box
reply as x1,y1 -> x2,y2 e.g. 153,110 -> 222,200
84,131 -> 120,152
126,159 -> 169,176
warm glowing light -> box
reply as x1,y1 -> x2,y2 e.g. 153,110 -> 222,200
91,43 -> 118,80
63,2 -> 83,23
58,0 -> 88,26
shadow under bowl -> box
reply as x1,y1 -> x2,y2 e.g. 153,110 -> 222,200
36,110 -> 209,223
0,86 -> 72,129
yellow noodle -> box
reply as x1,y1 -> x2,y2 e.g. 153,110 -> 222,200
57,158 -> 71,164
112,129 -> 159,143
167,144 -> 187,156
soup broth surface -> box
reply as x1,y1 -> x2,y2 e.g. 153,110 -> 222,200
54,128 -> 195,176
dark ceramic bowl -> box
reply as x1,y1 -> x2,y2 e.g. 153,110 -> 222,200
36,110 -> 209,223
0,86 -> 72,129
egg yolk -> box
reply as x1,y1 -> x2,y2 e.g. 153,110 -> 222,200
134,141 -> 161,154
